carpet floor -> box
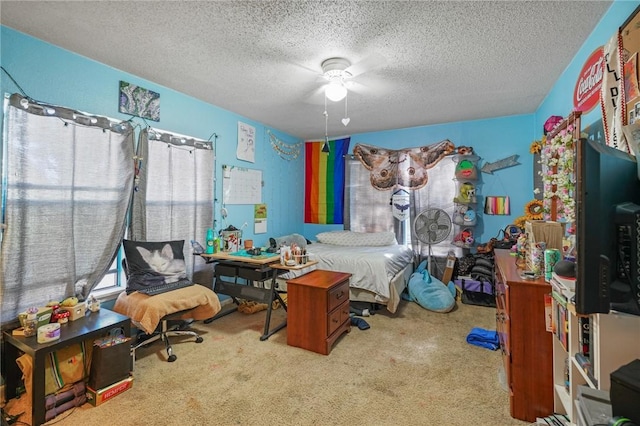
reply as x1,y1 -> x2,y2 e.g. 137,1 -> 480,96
11,299 -> 532,426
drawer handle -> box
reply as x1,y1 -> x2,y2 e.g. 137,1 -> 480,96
336,291 -> 345,299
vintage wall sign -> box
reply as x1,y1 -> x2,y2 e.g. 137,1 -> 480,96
573,47 -> 604,113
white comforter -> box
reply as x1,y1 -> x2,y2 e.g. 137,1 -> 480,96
307,243 -> 414,299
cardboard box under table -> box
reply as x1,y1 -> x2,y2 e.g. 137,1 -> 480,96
86,376 -> 133,407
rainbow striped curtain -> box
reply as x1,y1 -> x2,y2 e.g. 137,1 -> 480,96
304,138 -> 351,224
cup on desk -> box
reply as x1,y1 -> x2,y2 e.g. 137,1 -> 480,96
244,239 -> 253,249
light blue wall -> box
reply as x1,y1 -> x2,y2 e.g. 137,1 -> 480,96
3,0 -> 638,246
536,0 -> 640,132
0,26 -> 304,248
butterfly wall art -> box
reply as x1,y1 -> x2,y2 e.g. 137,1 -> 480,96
353,140 -> 456,191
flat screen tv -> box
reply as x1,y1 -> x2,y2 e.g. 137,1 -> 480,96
575,137 -> 640,315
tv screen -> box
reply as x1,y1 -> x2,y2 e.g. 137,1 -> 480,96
575,137 -> 640,314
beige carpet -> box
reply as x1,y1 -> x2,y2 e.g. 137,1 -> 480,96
18,300 -> 530,426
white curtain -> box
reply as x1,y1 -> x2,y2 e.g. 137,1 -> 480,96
0,94 -> 134,324
129,128 -> 214,280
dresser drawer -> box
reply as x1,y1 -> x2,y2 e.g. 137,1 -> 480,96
327,281 -> 349,312
328,301 -> 350,336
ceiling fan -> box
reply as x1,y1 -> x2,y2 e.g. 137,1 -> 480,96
312,54 -> 387,103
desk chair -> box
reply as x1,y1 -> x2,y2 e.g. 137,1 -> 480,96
116,240 -> 220,364
130,308 -> 203,364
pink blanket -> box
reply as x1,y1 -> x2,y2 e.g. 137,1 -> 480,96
113,285 -> 221,334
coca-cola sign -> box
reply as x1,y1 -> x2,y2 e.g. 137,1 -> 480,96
574,47 -> 604,113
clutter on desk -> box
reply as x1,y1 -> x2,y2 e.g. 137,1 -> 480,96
23,307 -> 39,337
37,323 -> 61,343
191,239 -> 205,254
87,295 -> 101,312
221,224 -> 242,252
51,309 -> 70,323
280,243 -> 308,266
13,294 -> 97,338
18,306 -> 53,330
205,228 -> 215,253
67,302 -> 86,321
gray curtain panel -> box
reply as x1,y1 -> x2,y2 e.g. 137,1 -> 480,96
346,151 -> 462,258
129,128 -> 214,280
0,94 -> 134,324
409,158 -> 463,259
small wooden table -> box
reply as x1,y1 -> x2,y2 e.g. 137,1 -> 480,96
2,308 -> 131,426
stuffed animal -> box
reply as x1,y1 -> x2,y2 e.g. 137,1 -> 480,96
455,159 -> 477,180
453,228 -> 474,247
454,182 -> 476,204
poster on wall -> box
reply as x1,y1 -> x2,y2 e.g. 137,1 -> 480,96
254,203 -> 267,234
118,81 -> 160,121
237,121 -> 255,163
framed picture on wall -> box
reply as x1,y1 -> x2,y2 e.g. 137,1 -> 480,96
118,81 -> 160,121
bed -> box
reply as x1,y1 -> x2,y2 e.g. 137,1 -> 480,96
275,231 -> 415,313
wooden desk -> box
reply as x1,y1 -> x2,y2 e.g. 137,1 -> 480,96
2,308 -> 131,426
200,251 -> 281,303
201,250 -> 316,340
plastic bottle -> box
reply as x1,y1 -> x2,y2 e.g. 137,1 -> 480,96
191,239 -> 205,254
205,228 -> 215,254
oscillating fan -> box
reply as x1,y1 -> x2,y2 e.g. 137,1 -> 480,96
413,208 -> 452,273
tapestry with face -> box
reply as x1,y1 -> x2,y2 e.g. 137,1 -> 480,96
353,140 -> 456,191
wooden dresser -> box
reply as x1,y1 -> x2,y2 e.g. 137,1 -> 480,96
494,249 -> 553,422
286,270 -> 351,355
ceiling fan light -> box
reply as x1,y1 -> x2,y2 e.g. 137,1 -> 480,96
325,81 -> 347,102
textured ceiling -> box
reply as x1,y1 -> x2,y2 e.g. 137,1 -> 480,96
1,1 -> 612,140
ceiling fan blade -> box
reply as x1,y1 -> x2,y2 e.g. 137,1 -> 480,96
303,85 -> 329,105
344,53 -> 387,78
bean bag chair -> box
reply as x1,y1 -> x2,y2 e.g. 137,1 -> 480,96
404,260 -> 456,313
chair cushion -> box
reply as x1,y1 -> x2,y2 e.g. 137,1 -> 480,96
123,240 -> 187,294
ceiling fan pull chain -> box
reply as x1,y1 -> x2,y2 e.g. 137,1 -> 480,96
342,94 -> 350,127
